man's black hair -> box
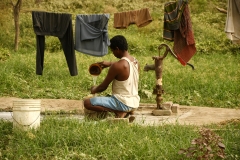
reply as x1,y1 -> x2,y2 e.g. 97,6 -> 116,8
110,35 -> 128,51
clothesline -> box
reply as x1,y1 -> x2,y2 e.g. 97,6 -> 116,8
31,0 -> 196,76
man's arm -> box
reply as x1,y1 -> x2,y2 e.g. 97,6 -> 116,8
95,61 -> 114,69
91,62 -> 119,94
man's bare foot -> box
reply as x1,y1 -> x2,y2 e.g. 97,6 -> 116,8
115,110 -> 136,118
124,110 -> 135,118
115,111 -> 127,118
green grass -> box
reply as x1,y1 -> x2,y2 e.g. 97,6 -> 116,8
0,0 -> 240,159
0,0 -> 239,109
0,117 -> 239,159
1,0 -> 239,108
0,48 -> 239,108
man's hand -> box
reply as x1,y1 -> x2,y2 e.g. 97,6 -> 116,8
97,61 -> 112,69
90,86 -> 97,94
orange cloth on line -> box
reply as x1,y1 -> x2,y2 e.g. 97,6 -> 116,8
114,8 -> 152,29
173,4 -> 196,66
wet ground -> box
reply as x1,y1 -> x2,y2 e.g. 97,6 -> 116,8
1,98 -> 240,126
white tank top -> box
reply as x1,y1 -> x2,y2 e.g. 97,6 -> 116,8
112,57 -> 140,108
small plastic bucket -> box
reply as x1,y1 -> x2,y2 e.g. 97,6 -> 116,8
89,63 -> 102,76
12,99 -> 41,130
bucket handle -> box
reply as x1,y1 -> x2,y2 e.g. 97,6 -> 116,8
10,110 -> 40,127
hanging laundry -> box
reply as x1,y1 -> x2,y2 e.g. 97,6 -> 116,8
225,0 -> 240,44
163,0 -> 187,41
173,3 -> 196,66
75,14 -> 110,57
114,8 -> 152,29
32,11 -> 78,76
163,0 -> 196,66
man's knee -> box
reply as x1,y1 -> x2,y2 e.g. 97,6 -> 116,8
83,99 -> 91,109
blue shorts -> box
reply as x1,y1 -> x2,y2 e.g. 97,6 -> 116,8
90,95 -> 132,112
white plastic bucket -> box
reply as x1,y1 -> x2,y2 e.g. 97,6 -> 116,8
12,99 -> 41,130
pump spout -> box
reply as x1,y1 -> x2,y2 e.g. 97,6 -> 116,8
144,64 -> 155,72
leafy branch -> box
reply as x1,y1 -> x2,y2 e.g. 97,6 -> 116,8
179,128 -> 225,159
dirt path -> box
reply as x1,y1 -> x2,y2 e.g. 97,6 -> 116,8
0,97 -> 84,112
1,97 -> 240,126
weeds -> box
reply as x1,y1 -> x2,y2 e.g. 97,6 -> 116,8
1,117 -> 197,159
1,118 -> 239,159
0,48 -> 10,61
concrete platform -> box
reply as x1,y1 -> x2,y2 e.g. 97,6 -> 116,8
132,104 -> 240,126
1,105 -> 240,126
0,97 -> 240,126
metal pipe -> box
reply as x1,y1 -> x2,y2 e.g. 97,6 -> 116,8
144,43 -> 194,109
